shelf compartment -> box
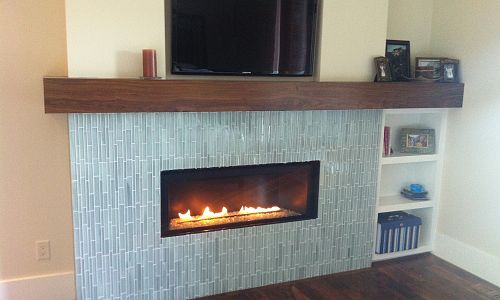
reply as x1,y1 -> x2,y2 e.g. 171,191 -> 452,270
377,195 -> 433,213
373,207 -> 434,261
384,112 -> 444,155
382,153 -> 439,165
379,162 -> 436,198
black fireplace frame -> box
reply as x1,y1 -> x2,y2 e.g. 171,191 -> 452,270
160,161 -> 320,237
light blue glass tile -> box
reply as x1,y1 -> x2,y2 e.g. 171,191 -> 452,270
69,110 -> 382,299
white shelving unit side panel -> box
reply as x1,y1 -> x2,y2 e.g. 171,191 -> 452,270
428,110 -> 448,252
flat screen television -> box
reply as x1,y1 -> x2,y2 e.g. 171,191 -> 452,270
170,0 -> 318,76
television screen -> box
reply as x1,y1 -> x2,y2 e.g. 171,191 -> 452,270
170,0 -> 318,76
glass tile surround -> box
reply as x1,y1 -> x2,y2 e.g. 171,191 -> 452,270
69,110 -> 382,299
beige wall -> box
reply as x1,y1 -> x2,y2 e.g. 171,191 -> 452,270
430,0 -> 500,258
65,0 -> 166,78
387,0 -> 435,73
0,0 -> 74,280
318,0 -> 388,81
66,0 -> 389,81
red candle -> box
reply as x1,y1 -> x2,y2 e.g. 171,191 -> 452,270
142,49 -> 157,78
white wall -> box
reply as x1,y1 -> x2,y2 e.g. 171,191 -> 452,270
429,0 -> 500,286
387,0 -> 500,286
0,272 -> 75,300
66,0 -> 389,81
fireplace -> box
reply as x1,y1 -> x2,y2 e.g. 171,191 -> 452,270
70,110 -> 381,299
161,161 -> 320,237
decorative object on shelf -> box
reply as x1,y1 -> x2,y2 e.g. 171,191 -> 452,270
401,184 -> 429,200
412,66 -> 442,82
142,49 -> 160,79
399,128 -> 435,154
374,57 -> 392,82
409,184 -> 424,193
383,126 -> 391,156
376,211 -> 421,254
440,59 -> 460,83
385,40 -> 411,81
415,66 -> 435,79
416,57 -> 444,79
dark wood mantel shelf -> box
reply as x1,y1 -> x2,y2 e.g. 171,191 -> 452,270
43,77 -> 464,113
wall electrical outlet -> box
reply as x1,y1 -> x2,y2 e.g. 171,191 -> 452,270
36,240 -> 51,260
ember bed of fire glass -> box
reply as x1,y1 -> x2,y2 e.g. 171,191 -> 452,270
161,161 -> 320,237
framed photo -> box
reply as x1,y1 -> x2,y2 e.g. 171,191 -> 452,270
374,57 -> 392,82
441,59 -> 460,82
399,128 -> 436,154
416,57 -> 444,79
385,40 -> 411,81
414,66 -> 435,80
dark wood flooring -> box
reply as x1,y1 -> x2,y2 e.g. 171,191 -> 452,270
198,254 -> 500,300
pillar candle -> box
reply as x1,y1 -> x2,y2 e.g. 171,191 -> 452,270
142,49 -> 157,78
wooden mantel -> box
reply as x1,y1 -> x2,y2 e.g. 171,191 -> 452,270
43,77 -> 464,113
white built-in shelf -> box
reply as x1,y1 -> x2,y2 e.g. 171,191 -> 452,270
372,245 -> 432,262
382,153 -> 440,165
373,108 -> 448,262
377,195 -> 434,213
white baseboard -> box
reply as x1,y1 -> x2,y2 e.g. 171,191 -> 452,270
434,233 -> 500,287
0,272 -> 75,300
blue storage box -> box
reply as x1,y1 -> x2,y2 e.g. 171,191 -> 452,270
376,211 -> 422,254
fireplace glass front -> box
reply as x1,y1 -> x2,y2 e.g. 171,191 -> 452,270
161,161 -> 320,237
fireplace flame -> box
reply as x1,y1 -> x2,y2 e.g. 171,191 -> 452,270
177,206 -> 281,222
201,206 -> 228,218
178,206 -> 228,220
239,206 -> 281,214
178,209 -> 193,219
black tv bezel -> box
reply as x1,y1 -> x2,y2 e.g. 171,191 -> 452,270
168,0 -> 319,77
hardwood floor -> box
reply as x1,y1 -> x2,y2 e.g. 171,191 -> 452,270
198,254 -> 500,300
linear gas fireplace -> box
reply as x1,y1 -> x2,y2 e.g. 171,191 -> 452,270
161,161 -> 320,237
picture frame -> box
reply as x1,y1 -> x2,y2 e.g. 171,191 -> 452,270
440,59 -> 460,82
414,66 -> 436,80
415,57 -> 445,79
385,40 -> 411,81
399,128 -> 436,154
374,57 -> 392,82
